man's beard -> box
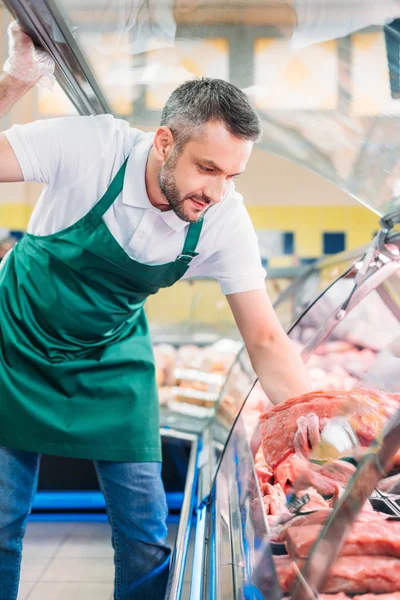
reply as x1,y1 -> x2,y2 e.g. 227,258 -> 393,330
158,153 -> 211,223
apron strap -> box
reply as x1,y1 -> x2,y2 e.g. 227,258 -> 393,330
92,157 -> 129,218
176,219 -> 203,265
93,156 -> 203,266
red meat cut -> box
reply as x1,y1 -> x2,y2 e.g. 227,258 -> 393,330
317,595 -> 400,600
273,507 -> 388,543
262,483 -> 286,515
256,465 -> 273,486
285,520 -> 400,558
274,452 -> 355,495
260,388 -> 398,470
318,595 -> 349,599
353,594 -> 400,599
275,555 -> 400,595
296,487 -> 330,511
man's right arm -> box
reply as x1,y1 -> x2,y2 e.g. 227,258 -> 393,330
0,72 -> 35,182
0,22 -> 55,183
0,71 -> 35,117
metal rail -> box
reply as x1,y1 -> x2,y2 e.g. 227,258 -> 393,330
3,0 -> 111,115
166,435 -> 200,600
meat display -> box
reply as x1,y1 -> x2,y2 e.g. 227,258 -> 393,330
262,483 -> 286,516
318,594 -> 350,599
153,339 -> 250,414
353,595 -> 400,599
253,386 -> 400,597
318,595 -> 400,599
307,343 -> 376,391
274,453 -> 355,495
276,555 -> 400,595
259,388 -> 400,470
285,520 -> 400,558
318,595 -> 350,599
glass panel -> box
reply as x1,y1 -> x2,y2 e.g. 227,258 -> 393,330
237,243 -> 400,597
274,245 -> 368,331
38,82 -> 78,117
213,410 -> 280,599
53,0 -> 400,216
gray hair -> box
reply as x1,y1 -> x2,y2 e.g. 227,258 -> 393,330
160,78 -> 262,149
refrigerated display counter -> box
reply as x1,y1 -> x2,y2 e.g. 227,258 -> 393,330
274,244 -> 372,332
3,0 -> 400,598
186,227 -> 400,599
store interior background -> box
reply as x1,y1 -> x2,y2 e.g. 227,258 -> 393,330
2,2 -> 400,600
0,1 -> 381,329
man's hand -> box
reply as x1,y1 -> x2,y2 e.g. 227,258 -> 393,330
3,21 -> 55,89
294,413 -> 331,457
0,22 -> 55,120
226,289 -> 310,405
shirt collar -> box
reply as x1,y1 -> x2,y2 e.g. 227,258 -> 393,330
122,132 -> 189,232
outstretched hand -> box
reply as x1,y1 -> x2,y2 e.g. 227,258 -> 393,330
3,21 -> 55,89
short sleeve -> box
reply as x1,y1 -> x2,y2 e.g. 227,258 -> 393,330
2,114 -> 127,185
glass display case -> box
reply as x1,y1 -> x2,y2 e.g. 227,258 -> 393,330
3,1 -> 400,598
189,230 -> 400,599
5,0 -> 400,219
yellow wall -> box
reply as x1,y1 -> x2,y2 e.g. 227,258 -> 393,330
0,202 -> 379,250
247,205 -> 380,261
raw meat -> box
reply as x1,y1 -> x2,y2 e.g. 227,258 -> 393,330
262,483 -> 286,515
273,508 -> 388,543
274,453 -> 355,495
256,466 -> 273,486
260,388 -> 397,469
353,595 -> 400,599
296,487 -> 330,511
378,472 -> 400,494
285,520 -> 400,558
330,484 -> 376,518
318,595 -> 349,599
274,556 -> 299,594
315,341 -> 356,354
293,412 -> 321,457
273,509 -> 334,542
275,555 -> 400,595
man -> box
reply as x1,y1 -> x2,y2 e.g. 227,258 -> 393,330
0,23 -> 310,600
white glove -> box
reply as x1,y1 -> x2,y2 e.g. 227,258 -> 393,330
3,21 -> 55,89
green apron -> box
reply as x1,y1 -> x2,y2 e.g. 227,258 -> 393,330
0,156 -> 202,462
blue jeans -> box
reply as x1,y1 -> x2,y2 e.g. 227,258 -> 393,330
0,446 -> 170,600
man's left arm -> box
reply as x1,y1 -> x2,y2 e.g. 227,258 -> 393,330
226,288 -> 310,405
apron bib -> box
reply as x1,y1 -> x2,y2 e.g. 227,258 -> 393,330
0,156 -> 202,461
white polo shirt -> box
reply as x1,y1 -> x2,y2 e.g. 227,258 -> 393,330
3,115 -> 266,295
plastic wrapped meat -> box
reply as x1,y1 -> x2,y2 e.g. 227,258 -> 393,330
153,344 -> 177,386
199,338 -> 242,374
175,345 -> 204,369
